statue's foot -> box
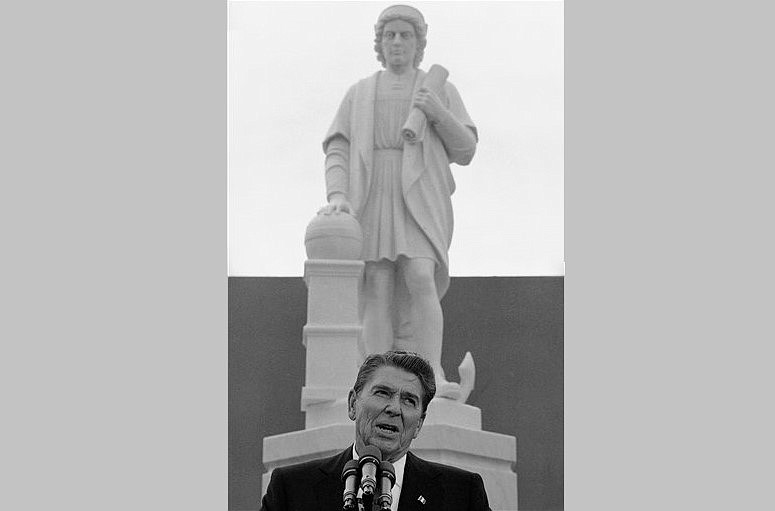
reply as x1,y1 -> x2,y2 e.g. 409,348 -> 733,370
435,380 -> 462,401
457,352 -> 475,403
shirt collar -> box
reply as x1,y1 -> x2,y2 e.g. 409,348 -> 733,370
352,445 -> 407,489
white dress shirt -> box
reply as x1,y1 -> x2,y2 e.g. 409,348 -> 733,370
353,445 -> 406,511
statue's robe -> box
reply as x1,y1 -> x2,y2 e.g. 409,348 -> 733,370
323,69 -> 477,302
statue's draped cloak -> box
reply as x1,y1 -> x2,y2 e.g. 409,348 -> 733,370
323,70 -> 476,300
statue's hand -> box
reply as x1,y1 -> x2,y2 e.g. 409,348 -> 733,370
317,193 -> 353,215
413,87 -> 447,124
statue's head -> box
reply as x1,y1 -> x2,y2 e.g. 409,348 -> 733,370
374,4 -> 427,69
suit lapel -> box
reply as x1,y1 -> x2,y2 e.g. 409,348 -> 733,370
314,446 -> 353,511
397,452 -> 443,511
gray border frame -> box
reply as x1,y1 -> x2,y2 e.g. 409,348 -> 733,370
3,1 -> 226,509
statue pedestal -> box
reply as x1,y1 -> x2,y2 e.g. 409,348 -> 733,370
301,259 -> 364,427
261,253 -> 519,510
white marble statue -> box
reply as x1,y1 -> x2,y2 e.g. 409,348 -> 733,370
318,5 -> 478,400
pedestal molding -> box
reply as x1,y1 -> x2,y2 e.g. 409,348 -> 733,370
304,259 -> 365,283
300,386 -> 351,408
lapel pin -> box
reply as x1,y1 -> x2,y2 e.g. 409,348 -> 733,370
417,496 -> 426,505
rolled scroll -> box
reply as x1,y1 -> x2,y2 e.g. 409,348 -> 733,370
401,64 -> 449,144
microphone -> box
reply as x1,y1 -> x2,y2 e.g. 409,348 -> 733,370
358,446 -> 382,498
341,459 -> 360,511
376,460 -> 396,511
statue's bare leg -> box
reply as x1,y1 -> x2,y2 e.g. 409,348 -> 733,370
361,260 -> 396,358
396,257 -> 461,399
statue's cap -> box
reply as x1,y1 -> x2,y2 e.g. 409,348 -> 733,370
376,4 -> 427,32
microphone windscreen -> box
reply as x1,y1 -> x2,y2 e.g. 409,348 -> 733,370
342,459 -> 359,480
379,460 -> 396,484
359,445 -> 382,463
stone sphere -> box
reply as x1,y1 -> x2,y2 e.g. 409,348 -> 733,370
304,212 -> 363,260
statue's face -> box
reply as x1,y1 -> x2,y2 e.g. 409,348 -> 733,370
380,19 -> 417,70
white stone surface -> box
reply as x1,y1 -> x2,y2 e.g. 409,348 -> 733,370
303,398 -> 350,429
423,397 -> 482,429
304,211 -> 363,260
301,259 -> 364,427
302,326 -> 361,388
303,260 -> 363,325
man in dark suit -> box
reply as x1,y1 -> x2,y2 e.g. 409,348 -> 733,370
260,351 -> 491,511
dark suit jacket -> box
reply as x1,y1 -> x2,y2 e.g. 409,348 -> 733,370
260,446 -> 491,511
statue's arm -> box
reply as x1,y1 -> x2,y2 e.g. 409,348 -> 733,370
319,87 -> 355,215
432,109 -> 478,165
320,135 -> 353,214
414,81 -> 478,165
434,82 -> 478,165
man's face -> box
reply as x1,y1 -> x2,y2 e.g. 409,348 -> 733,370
348,365 -> 425,462
380,19 -> 417,70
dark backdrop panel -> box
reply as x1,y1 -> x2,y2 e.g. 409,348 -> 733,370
229,276 -> 563,511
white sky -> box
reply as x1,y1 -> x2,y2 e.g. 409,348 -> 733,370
228,1 -> 564,276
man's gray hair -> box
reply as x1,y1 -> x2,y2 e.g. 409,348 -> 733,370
352,351 -> 436,414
